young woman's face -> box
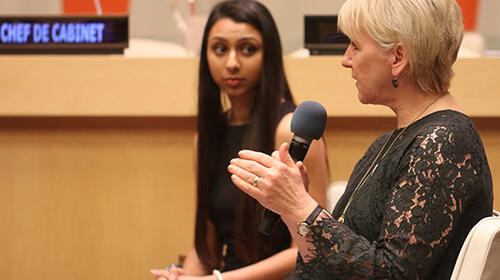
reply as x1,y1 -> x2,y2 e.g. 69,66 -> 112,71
207,18 -> 263,100
341,30 -> 394,105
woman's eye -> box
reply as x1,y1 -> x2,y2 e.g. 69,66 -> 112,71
241,44 -> 257,55
212,44 -> 227,55
351,42 -> 359,51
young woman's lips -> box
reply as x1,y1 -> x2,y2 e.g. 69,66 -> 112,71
225,78 -> 243,87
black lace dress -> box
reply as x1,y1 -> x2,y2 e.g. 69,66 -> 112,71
289,110 -> 493,280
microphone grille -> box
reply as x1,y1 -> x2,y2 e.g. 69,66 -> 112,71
291,101 -> 327,140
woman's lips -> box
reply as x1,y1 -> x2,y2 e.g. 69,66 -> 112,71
225,78 -> 243,87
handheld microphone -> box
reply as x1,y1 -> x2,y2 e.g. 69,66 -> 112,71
259,101 -> 327,236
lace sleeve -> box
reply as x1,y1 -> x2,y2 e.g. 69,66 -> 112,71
289,125 -> 478,280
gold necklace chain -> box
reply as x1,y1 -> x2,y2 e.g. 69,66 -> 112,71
337,94 -> 444,223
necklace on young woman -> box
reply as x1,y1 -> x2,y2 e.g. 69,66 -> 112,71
337,94 -> 445,223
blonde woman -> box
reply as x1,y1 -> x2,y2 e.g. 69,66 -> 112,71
228,0 -> 493,279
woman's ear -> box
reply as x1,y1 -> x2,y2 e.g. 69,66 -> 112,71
391,43 -> 409,77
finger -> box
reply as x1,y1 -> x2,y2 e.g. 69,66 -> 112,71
229,158 -> 268,178
169,267 -> 183,274
296,161 -> 310,191
296,161 -> 308,175
278,142 -> 296,167
150,269 -> 169,277
168,267 -> 184,280
227,163 -> 263,186
271,150 -> 280,160
238,149 -> 277,168
230,174 -> 264,198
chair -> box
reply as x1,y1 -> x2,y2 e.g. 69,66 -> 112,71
326,181 -> 347,212
450,210 -> 500,280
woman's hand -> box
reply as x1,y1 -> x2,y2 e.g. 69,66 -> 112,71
228,142 -> 317,223
177,276 -> 213,280
151,266 -> 185,280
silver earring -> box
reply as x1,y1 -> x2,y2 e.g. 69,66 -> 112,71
392,77 -> 398,88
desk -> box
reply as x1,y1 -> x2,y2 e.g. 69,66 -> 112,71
0,56 -> 499,280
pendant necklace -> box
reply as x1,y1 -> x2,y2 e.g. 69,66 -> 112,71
337,94 -> 444,223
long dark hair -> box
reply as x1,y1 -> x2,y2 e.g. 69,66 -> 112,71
195,0 -> 294,271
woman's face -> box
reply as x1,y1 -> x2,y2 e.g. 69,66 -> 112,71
207,18 -> 263,100
341,30 -> 394,105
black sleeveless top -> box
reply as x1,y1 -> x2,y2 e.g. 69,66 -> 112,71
209,101 -> 296,271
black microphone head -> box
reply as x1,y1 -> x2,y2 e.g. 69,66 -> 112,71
291,101 -> 327,140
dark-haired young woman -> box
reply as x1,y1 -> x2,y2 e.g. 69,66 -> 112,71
151,1 -> 328,279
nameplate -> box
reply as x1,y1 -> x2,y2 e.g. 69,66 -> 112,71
0,15 -> 128,54
305,15 -> 349,56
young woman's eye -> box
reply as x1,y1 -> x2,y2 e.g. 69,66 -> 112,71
241,44 -> 257,56
212,44 -> 227,55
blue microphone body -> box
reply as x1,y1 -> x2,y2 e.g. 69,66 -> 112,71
259,101 -> 327,235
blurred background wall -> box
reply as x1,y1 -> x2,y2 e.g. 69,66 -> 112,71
1,0 -> 499,55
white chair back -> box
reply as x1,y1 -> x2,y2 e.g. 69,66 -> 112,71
451,212 -> 500,280
326,181 -> 347,212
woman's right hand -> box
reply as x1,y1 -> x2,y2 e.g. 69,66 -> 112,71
151,266 -> 185,280
228,142 -> 316,222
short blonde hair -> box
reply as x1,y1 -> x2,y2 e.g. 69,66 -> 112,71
338,0 -> 464,94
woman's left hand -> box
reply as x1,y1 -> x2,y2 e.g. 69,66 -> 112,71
177,276 -> 212,280
227,142 -> 317,222
151,266 -> 185,280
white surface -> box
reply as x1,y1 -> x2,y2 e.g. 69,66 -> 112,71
458,32 -> 486,58
451,216 -> 500,280
124,38 -> 190,57
327,181 -> 347,212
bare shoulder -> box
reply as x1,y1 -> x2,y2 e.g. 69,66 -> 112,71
274,112 -> 294,148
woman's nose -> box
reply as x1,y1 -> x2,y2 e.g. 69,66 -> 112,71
226,50 -> 240,72
341,45 -> 353,68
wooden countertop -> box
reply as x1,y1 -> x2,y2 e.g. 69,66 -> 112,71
1,56 -> 499,117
